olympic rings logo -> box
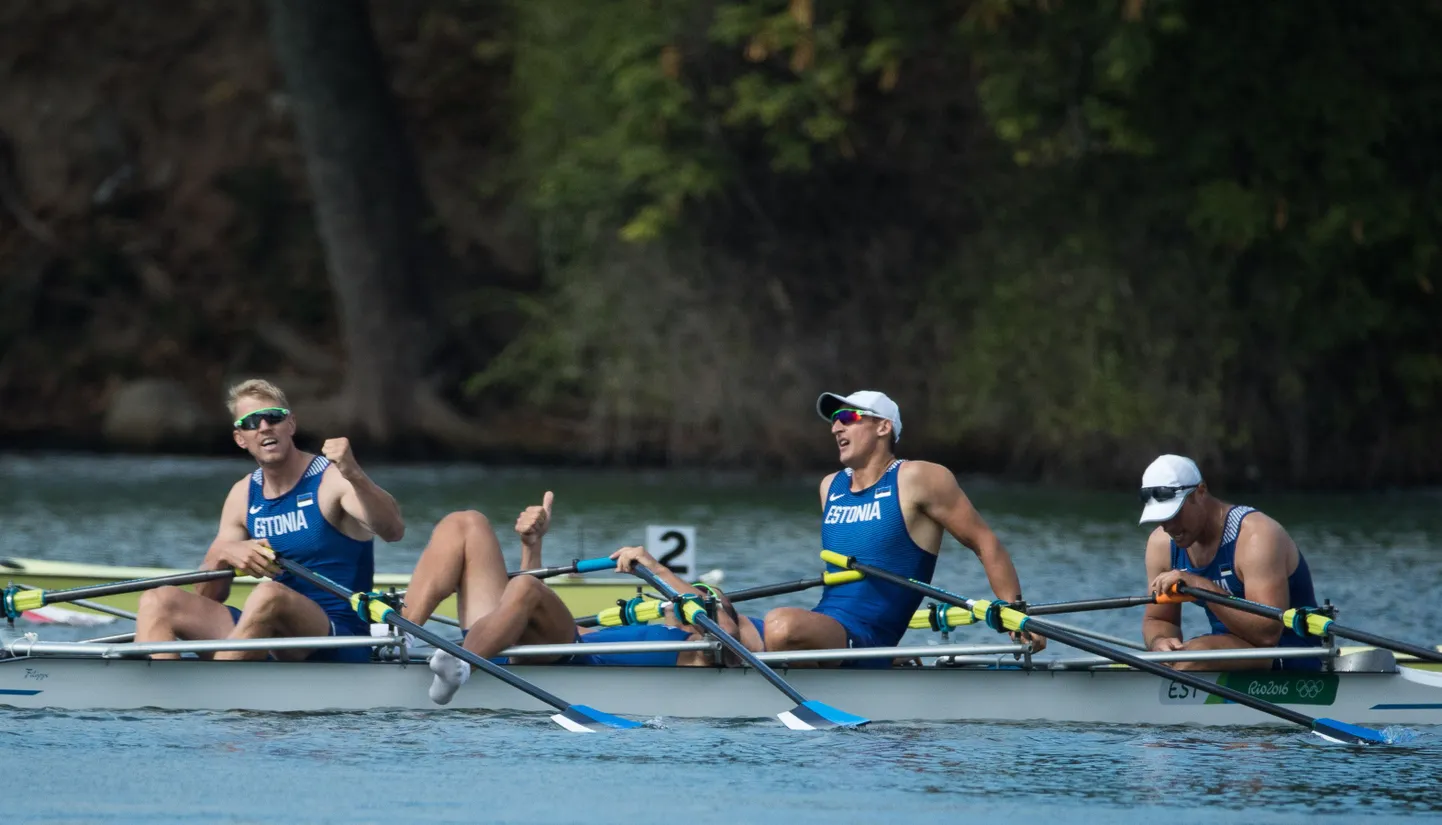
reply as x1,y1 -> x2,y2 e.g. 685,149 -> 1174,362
1296,679 -> 1324,699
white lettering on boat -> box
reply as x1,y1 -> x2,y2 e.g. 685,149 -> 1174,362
1246,680 -> 1291,697
252,510 -> 310,538
824,501 -> 883,525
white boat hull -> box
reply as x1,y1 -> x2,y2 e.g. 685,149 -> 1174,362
4,656 -> 1441,728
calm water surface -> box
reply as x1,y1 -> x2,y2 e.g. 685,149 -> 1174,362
2,453 -> 1441,823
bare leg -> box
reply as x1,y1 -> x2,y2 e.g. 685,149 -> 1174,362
401,510 -> 509,628
762,607 -> 850,668
461,575 -> 577,662
213,581 -> 332,662
426,576 -> 576,704
1173,633 -> 1275,671
134,586 -> 240,660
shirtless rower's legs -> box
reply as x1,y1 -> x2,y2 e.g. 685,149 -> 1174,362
427,575 -> 576,704
762,607 -> 849,668
401,510 -> 510,629
135,586 -> 241,660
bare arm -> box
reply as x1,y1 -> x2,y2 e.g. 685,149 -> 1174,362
1211,520 -> 1293,647
911,463 -> 1023,602
1142,530 -> 1184,650
197,480 -> 258,602
325,438 -> 405,542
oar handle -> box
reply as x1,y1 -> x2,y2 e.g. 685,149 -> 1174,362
509,557 -> 618,580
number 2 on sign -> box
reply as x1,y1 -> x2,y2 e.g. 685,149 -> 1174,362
645,525 -> 697,578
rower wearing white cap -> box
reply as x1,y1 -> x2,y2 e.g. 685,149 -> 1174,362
1139,454 -> 1325,671
763,390 -> 1044,666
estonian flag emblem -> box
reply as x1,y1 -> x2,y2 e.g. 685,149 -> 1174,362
297,492 -> 315,508
874,485 -> 892,499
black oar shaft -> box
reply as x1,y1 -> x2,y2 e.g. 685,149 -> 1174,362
1179,585 -> 1442,664
722,576 -> 827,603
1331,625 -> 1442,664
629,565 -> 807,706
41,569 -> 237,606
275,557 -> 575,713
839,558 -> 1325,732
573,575 -> 827,629
1024,595 -> 1158,616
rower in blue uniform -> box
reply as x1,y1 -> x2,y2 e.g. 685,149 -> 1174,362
1140,454 -> 1326,671
763,390 -> 1044,667
134,379 -> 405,662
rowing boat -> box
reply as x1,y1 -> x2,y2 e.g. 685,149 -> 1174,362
4,634 -> 1440,727
0,556 -> 655,619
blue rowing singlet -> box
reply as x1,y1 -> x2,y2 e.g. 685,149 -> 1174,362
816,460 -> 937,647
246,455 -> 374,634
1170,505 -> 1323,668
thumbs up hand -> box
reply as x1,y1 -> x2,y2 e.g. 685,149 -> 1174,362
515,491 -> 554,548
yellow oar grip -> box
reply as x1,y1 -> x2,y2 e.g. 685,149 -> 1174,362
820,550 -> 853,569
822,570 -> 863,586
597,600 -> 665,627
11,590 -> 43,612
908,606 -> 976,630
347,593 -> 394,623
678,598 -> 706,625
967,599 -> 1028,633
1281,608 -> 1332,637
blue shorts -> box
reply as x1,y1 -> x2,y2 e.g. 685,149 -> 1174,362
562,625 -> 695,667
812,608 -> 895,670
226,605 -> 372,664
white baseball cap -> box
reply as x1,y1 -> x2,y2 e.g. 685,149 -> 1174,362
1138,454 -> 1203,524
816,390 -> 902,442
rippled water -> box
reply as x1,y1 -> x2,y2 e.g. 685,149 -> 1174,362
3,454 -> 1441,822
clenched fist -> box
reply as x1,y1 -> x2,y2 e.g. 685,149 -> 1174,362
322,437 -> 361,480
515,491 -> 555,548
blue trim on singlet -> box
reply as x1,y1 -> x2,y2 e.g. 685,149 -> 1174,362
814,460 -> 937,669
241,455 -> 375,664
1170,505 -> 1325,671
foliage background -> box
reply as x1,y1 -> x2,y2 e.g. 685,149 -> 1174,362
1,0 -> 1438,488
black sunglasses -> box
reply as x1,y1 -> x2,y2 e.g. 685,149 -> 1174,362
234,407 -> 290,430
1138,484 -> 1197,503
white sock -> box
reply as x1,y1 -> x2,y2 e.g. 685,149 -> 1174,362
427,648 -> 470,705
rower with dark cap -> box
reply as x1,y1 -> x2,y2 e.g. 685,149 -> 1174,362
1139,454 -> 1326,671
763,390 -> 1044,666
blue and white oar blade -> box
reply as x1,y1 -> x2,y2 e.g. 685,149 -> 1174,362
777,700 -> 870,731
551,704 -> 643,733
1312,717 -> 1389,745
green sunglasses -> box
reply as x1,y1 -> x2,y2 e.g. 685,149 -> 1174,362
234,407 -> 290,430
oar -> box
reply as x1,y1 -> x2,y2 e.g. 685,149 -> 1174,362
578,570 -> 862,629
628,564 -> 869,731
509,558 -> 624,581
10,584 -> 140,623
1173,584 -> 1442,665
820,550 -> 1390,745
1025,594 -> 1181,616
3,569 -> 237,620
273,556 -> 640,733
